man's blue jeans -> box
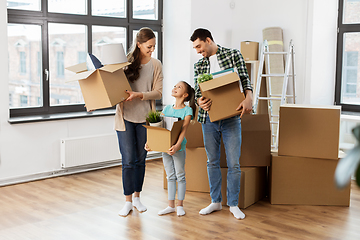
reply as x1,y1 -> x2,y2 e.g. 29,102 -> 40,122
116,120 -> 147,196
202,115 -> 241,206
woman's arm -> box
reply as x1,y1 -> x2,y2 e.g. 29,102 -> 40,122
167,115 -> 191,156
142,59 -> 163,101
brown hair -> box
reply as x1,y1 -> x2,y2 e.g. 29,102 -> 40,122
180,81 -> 196,119
190,28 -> 214,42
125,27 -> 155,82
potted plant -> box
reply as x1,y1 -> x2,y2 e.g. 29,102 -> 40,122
146,110 -> 163,127
197,73 -> 213,83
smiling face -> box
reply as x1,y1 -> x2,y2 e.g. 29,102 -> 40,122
137,37 -> 156,59
172,82 -> 188,99
192,37 -> 215,58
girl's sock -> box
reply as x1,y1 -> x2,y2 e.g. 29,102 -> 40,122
177,206 -> 185,216
118,201 -> 133,217
199,202 -> 222,215
229,206 -> 245,220
158,206 -> 176,215
133,197 -> 147,212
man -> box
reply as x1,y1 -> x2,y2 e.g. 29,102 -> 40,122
190,28 -> 253,220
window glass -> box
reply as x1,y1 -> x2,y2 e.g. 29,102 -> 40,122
48,23 -> 86,106
133,0 -> 158,20
132,29 -> 158,59
7,0 -> 40,11
92,25 -> 127,61
341,33 -> 360,103
7,24 -> 42,108
48,0 -> 86,15
343,0 -> 360,24
92,0 -> 126,18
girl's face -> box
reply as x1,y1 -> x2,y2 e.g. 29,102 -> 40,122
137,38 -> 156,59
172,82 -> 188,99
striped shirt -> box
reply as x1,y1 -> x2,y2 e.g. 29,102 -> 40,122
193,45 -> 253,123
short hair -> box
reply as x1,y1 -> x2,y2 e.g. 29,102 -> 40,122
190,28 -> 214,42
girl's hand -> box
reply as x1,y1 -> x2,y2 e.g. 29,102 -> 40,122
167,144 -> 181,156
125,90 -> 143,101
144,143 -> 151,152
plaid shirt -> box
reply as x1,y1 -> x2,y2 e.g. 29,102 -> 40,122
194,45 -> 253,123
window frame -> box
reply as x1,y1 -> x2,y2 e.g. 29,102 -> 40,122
335,0 -> 360,112
7,0 -> 163,119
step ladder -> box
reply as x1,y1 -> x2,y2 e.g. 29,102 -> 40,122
253,40 -> 297,149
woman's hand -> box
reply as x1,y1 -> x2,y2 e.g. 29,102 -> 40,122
125,90 -> 144,101
144,143 -> 151,152
167,144 -> 181,156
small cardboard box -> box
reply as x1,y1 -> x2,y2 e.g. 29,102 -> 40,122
163,147 -> 210,192
144,120 -> 184,152
221,167 -> 268,209
199,71 -> 245,122
269,153 -> 350,206
241,41 -> 259,61
278,104 -> 341,160
66,43 -> 132,111
220,114 -> 271,167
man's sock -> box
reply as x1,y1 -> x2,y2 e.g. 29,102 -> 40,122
229,206 -> 245,220
177,206 -> 185,216
199,202 -> 222,215
158,206 -> 176,215
133,197 -> 147,212
118,201 -> 133,217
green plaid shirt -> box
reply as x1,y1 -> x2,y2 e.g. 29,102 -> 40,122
194,45 -> 253,123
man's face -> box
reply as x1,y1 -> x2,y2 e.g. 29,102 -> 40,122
192,38 -> 211,58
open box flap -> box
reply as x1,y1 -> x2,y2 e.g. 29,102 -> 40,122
65,69 -> 96,82
143,125 -> 170,132
65,62 -> 88,74
199,72 -> 240,92
100,62 -> 131,73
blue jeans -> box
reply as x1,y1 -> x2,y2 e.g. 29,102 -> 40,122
202,115 -> 241,206
162,150 -> 186,201
116,120 -> 147,196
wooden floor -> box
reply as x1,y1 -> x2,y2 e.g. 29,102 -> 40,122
0,159 -> 359,240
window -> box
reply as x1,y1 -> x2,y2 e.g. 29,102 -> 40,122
335,0 -> 360,111
7,0 -> 163,119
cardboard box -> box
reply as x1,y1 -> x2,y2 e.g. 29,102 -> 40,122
270,153 -> 350,206
220,114 -> 271,167
66,44 -> 132,111
185,120 -> 204,148
221,167 -> 268,209
199,71 -> 245,122
144,120 -> 184,152
163,147 -> 210,192
241,41 -> 259,61
278,104 -> 341,160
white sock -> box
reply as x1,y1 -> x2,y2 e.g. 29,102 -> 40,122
118,201 -> 133,217
133,197 -> 147,212
177,206 -> 185,216
199,203 -> 222,215
158,206 -> 175,215
229,206 -> 245,220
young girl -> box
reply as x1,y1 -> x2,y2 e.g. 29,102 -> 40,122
145,81 -> 195,216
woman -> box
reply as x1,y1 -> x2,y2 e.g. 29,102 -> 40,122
115,27 -> 163,217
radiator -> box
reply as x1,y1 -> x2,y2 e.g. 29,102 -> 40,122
60,133 -> 121,168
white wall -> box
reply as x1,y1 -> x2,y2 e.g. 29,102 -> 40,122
0,0 -> 340,184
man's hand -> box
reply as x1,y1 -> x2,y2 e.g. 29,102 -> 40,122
236,91 -> 253,118
198,96 -> 212,111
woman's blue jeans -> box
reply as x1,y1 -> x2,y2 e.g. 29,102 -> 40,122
202,115 -> 242,206
116,120 -> 147,196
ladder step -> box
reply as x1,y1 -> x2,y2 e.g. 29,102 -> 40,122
270,121 -> 279,124
270,115 -> 279,118
261,74 -> 285,77
270,94 -> 295,98
258,97 -> 282,101
264,52 -> 287,55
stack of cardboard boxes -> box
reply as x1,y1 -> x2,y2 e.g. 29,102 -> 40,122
270,104 -> 351,206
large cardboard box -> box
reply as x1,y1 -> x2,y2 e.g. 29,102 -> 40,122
270,153 -> 350,206
199,71 -> 245,122
144,120 -> 184,152
221,167 -> 267,209
241,41 -> 259,61
163,147 -> 210,192
278,104 -> 341,160
220,114 -> 271,167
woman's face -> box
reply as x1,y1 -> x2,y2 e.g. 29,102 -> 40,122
137,37 -> 156,59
